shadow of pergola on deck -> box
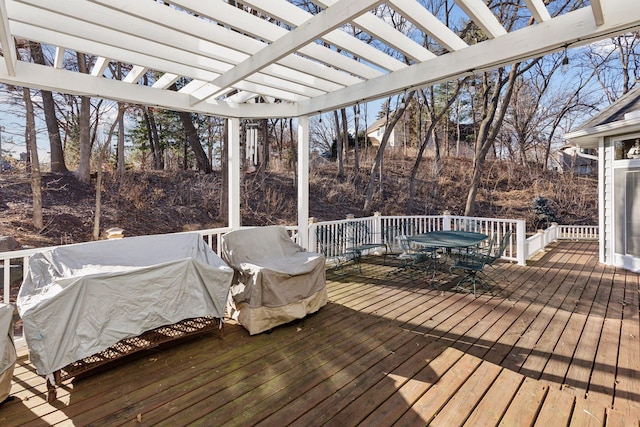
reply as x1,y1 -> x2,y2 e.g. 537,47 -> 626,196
3,241 -> 639,426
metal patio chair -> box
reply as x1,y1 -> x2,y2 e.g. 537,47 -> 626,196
449,230 -> 512,297
387,235 -> 435,280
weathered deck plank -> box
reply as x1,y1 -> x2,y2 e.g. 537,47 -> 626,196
2,241 -> 638,426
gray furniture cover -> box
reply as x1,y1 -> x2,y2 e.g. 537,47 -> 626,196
221,226 -> 327,335
0,303 -> 16,402
17,233 -> 234,380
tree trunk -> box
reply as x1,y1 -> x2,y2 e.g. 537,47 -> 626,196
93,110 -> 122,240
29,42 -> 67,173
464,67 -> 519,216
220,119 -> 228,221
145,107 -> 162,169
22,87 -> 43,229
333,110 -> 344,178
340,108 -> 349,166
178,111 -> 212,173
289,117 -> 297,188
363,91 -> 415,214
76,53 -> 91,184
117,103 -> 125,174
353,104 -> 360,176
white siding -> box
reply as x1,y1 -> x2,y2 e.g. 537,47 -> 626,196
602,138 -> 613,264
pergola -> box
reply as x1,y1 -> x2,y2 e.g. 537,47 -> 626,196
0,0 -> 639,248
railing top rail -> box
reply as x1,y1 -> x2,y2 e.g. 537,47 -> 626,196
448,215 -> 524,223
0,227 -> 234,260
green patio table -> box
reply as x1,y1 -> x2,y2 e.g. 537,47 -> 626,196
406,231 -> 489,285
407,230 -> 488,249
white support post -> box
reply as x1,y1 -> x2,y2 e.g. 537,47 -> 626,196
227,117 -> 241,230
373,212 -> 382,245
516,219 -> 527,265
442,212 -> 452,231
297,116 -> 310,250
309,217 -> 318,254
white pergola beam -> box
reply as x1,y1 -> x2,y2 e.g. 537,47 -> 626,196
454,0 -> 507,38
298,0 -> 640,116
240,0 -> 410,69
171,0 -> 376,83
0,60 -> 298,118
0,0 -> 16,75
190,0 -> 384,104
387,0 -> 468,52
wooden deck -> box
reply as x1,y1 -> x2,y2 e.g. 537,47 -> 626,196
3,241 -> 639,426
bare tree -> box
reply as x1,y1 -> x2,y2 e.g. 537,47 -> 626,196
177,111 -> 212,173
363,91 -> 415,214
75,52 -> 92,184
93,104 -> 124,240
588,33 -> 640,102
29,42 -> 67,173
332,110 -> 344,178
22,85 -> 43,229
406,82 -> 463,213
464,66 -> 519,216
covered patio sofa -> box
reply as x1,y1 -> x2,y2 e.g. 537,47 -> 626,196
17,232 -> 234,401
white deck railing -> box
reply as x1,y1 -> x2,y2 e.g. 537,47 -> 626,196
309,214 -> 526,265
0,216 -> 599,346
523,223 -> 599,260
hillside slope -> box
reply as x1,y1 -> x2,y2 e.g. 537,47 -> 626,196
0,157 -> 598,248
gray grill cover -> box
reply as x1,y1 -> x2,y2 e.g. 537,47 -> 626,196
17,233 -> 233,378
0,303 -> 16,401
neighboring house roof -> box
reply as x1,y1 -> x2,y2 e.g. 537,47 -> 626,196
366,117 -> 387,135
554,145 -> 597,175
565,85 -> 640,147
366,116 -> 394,147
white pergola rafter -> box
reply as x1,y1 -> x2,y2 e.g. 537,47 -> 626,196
0,0 -> 15,75
0,0 -> 633,117
239,0 -> 410,70
590,0 -> 605,26
14,0 -> 340,100
523,0 -> 551,23
0,0 -> 637,242
386,0 -> 468,52
298,0 -> 640,116
454,0 -> 507,38
189,0 -> 385,105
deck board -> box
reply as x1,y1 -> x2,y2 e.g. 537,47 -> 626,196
3,241 -> 639,426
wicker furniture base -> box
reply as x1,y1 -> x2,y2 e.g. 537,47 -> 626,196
45,316 -> 223,403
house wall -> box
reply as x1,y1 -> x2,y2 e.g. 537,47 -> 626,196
367,125 -> 397,149
602,138 -> 612,265
604,133 -> 640,272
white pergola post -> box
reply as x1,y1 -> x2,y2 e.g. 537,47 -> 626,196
227,117 -> 241,230
297,115 -> 310,250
